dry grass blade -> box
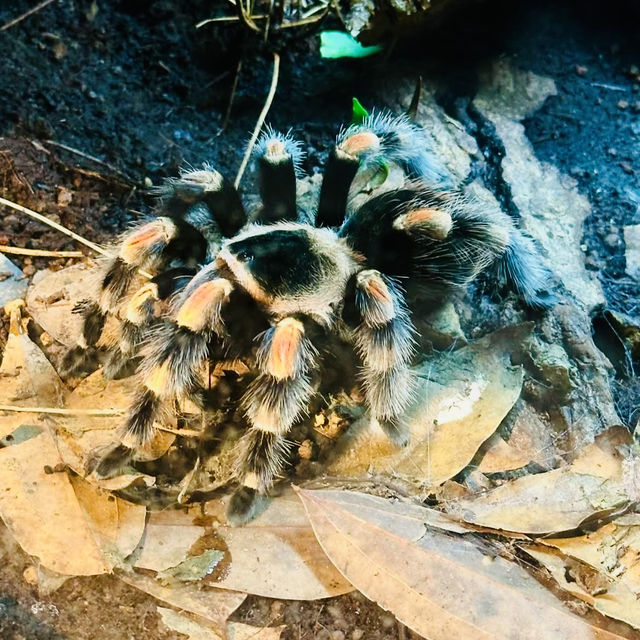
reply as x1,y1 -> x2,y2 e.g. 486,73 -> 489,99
296,488 -> 633,640
0,405 -> 124,416
0,245 -> 84,258
0,196 -> 108,256
234,52 -> 280,188
0,0 -> 56,31
43,139 -> 137,185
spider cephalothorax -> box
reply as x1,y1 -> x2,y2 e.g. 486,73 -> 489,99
62,109 -> 555,522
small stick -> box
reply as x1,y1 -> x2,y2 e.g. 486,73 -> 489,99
221,58 -> 243,132
155,426 -> 204,438
0,245 -> 83,258
43,139 -> 136,185
0,405 -> 124,416
0,196 -> 108,256
234,51 -> 281,188
0,0 -> 56,32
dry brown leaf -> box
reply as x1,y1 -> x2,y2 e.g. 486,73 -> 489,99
477,434 -> 534,474
327,327 -> 525,491
55,370 -> 173,486
25,263 -> 97,347
445,468 -> 629,534
524,545 -> 640,632
297,487 -> 632,640
571,427 -> 633,482
120,570 -> 246,628
134,518 -> 206,572
0,429 -> 145,575
69,475 -> 146,564
158,607 -> 223,640
227,622 -> 285,640
0,302 -> 66,437
541,522 -> 640,601
211,489 -> 353,600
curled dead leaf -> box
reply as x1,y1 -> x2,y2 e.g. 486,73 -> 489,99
297,487 -> 632,640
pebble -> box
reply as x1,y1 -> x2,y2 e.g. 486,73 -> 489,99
604,232 -> 619,249
23,566 -> 38,585
620,161 -> 635,175
351,631 -> 364,640
575,65 -> 588,76
618,100 -> 629,110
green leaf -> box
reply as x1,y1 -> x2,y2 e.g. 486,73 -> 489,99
352,97 -> 369,125
367,161 -> 389,189
319,31 -> 383,59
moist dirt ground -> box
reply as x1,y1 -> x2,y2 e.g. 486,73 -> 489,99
1,0 -> 640,638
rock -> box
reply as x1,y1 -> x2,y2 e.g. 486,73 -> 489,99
624,224 -> 640,279
474,58 -> 604,311
529,339 -> 575,399
0,254 -> 28,306
415,300 -> 467,351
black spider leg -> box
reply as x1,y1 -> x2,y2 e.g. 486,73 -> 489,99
339,186 -> 508,302
102,266 -> 197,380
228,314 -> 320,524
252,129 -> 303,223
316,129 -> 382,228
350,270 -> 417,446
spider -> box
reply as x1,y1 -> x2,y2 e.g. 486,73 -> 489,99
61,109 -> 554,522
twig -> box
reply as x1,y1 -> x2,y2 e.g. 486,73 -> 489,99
0,196 -> 108,256
196,14 -> 266,27
0,245 -> 83,258
221,58 -> 243,133
0,405 -> 124,416
43,139 -> 136,185
234,51 -> 280,188
155,426 -> 204,438
0,0 -> 56,32
591,82 -> 627,92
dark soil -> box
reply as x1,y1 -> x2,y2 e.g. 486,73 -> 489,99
1,0 -> 640,638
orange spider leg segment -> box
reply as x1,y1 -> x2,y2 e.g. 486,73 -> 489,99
175,278 -> 233,333
393,207 -> 453,240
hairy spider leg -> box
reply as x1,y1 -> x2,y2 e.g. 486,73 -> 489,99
61,168 -> 244,378
102,266 -> 197,379
317,109 -> 458,230
352,270 -> 417,445
228,315 -> 319,524
117,265 -> 233,451
316,130 -> 382,228
253,129 -> 303,223
348,111 -> 454,188
157,167 -> 247,238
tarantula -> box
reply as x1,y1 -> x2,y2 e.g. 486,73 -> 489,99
61,109 -> 554,522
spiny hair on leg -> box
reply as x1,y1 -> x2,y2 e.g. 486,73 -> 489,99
361,365 -> 417,426
242,374 -> 315,434
496,229 -> 557,309
354,316 -> 416,372
236,429 -> 294,491
72,299 -> 106,346
255,126 -> 305,175
102,319 -> 145,379
137,321 -> 210,399
150,165 -> 225,204
339,111 -> 453,187
118,387 -> 169,449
